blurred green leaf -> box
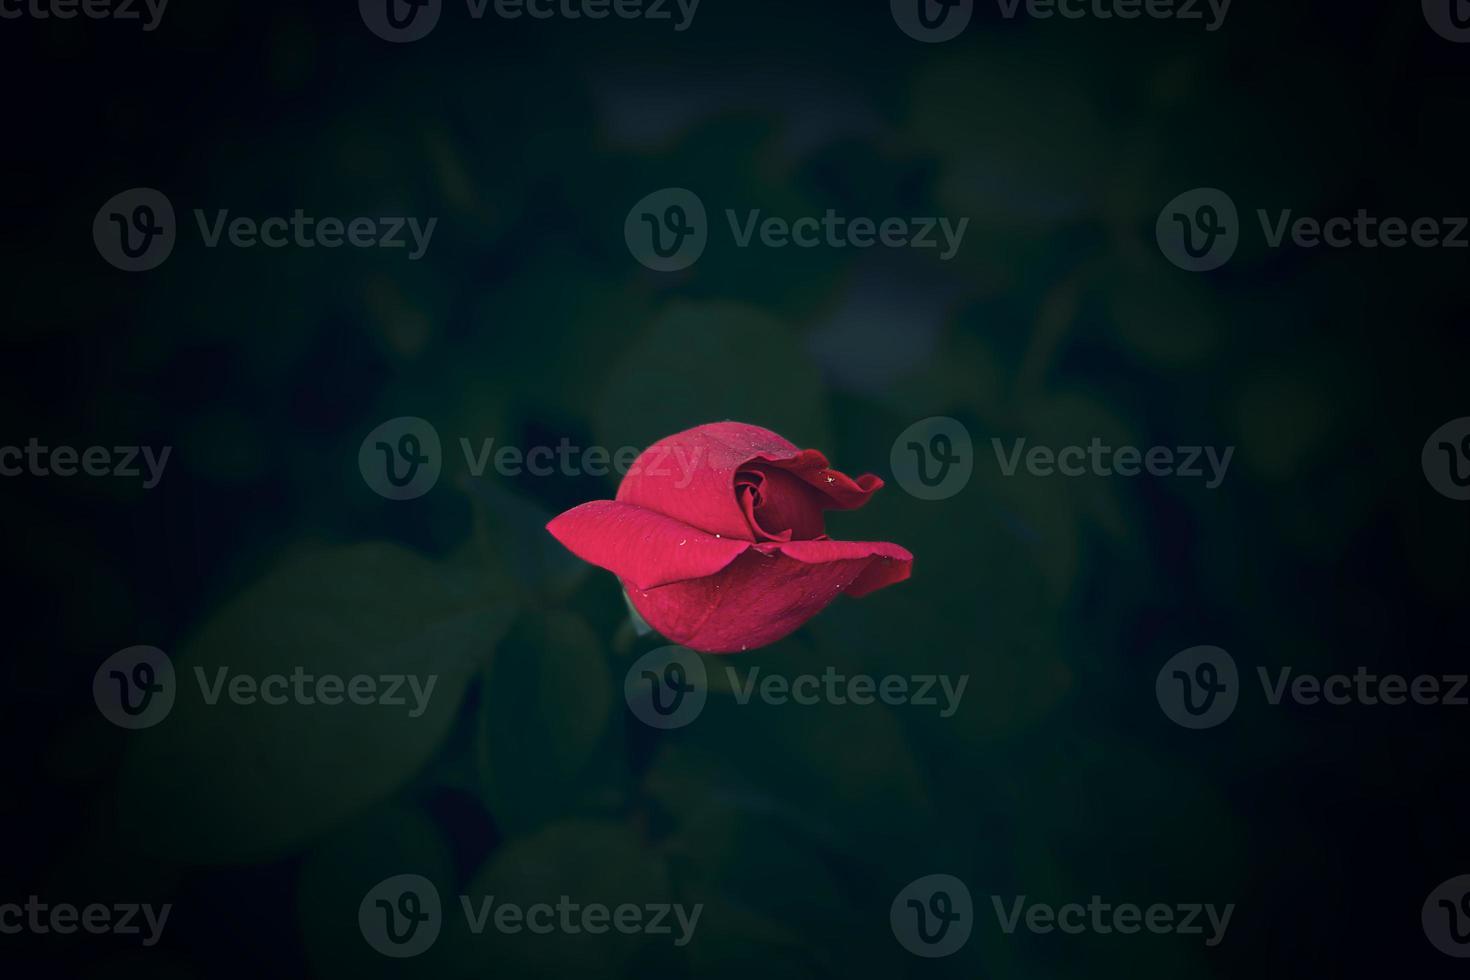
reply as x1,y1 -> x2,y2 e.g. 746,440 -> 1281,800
456,819 -> 672,977
458,479 -> 589,600
477,611 -> 619,834
118,542 -> 516,864
667,807 -> 886,979
645,646 -> 932,875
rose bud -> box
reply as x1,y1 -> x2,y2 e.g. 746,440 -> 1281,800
546,421 -> 912,653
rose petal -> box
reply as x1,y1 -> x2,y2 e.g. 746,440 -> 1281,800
776,539 -> 914,597
759,452 -> 885,511
735,464 -> 826,541
623,540 -> 913,653
545,500 -> 750,592
617,421 -> 884,540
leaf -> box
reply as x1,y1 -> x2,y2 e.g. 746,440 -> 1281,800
118,542 -> 516,864
457,477 -> 588,598
644,646 -> 932,876
455,819 -> 672,977
477,612 -> 618,835
666,808 -> 884,979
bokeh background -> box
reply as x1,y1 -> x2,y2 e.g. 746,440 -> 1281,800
3,0 -> 1469,976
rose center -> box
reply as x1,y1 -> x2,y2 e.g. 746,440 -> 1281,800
734,465 -> 826,542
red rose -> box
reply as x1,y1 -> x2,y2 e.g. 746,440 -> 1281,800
546,421 -> 913,653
